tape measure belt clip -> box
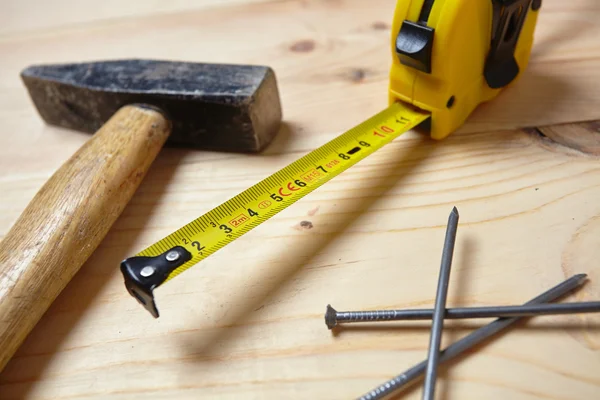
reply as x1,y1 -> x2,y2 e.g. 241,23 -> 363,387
485,0 -> 537,89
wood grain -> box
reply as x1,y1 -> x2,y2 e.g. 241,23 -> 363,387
0,105 -> 170,372
535,121 -> 600,156
0,0 -> 272,36
0,0 -> 599,399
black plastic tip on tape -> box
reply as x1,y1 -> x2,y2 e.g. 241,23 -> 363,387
120,246 -> 192,318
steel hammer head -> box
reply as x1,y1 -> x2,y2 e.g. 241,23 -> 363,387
20,59 -> 282,152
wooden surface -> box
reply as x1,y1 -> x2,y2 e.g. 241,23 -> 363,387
0,0 -> 599,399
0,105 -> 170,372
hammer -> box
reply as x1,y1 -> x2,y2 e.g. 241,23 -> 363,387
0,59 -> 282,370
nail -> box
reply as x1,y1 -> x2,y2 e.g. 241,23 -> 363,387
355,273 -> 588,400
423,206 -> 459,400
324,301 -> 600,328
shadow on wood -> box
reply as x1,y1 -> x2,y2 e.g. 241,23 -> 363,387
460,65 -> 572,135
178,132 -> 440,362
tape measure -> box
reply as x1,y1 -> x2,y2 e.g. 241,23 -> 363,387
121,103 -> 429,317
121,0 -> 541,317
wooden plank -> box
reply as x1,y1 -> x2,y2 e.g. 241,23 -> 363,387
0,0 -> 599,399
3,117 -> 600,400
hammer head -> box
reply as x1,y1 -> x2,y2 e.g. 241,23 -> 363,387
21,59 -> 283,152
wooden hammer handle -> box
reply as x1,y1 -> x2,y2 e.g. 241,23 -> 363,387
0,105 -> 170,370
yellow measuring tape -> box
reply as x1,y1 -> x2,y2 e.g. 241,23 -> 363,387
145,102 -> 427,274
121,102 -> 429,316
121,0 -> 540,317
156,103 -> 427,278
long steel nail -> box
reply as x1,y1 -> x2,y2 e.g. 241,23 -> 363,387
324,301 -> 600,328
422,206 -> 459,400
355,273 -> 588,400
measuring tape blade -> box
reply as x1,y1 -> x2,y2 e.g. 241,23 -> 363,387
121,101 -> 430,317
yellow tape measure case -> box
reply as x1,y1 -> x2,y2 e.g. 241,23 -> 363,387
388,0 -> 540,140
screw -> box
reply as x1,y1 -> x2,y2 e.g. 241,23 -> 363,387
165,250 -> 180,262
140,266 -> 155,277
